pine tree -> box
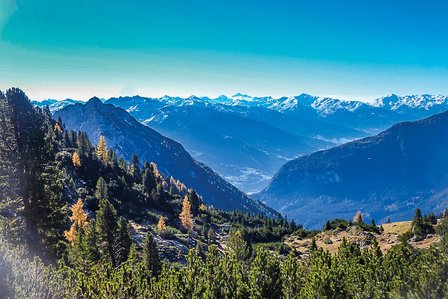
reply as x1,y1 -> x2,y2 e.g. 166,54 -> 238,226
143,233 -> 161,276
157,216 -> 166,232
64,198 -> 88,244
78,220 -> 101,266
188,189 -> 201,216
72,151 -> 81,167
249,248 -> 282,299
281,251 -> 303,299
114,217 -> 132,266
179,195 -> 193,230
96,135 -> 108,162
412,208 -> 425,237
77,131 -> 92,157
131,154 -> 140,167
226,229 -> 252,261
95,177 -> 109,201
0,88 -> 67,256
69,220 -> 101,271
108,149 -> 118,167
143,168 -> 157,194
96,198 -> 119,266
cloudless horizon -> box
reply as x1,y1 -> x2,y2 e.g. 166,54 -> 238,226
1,0 -> 448,101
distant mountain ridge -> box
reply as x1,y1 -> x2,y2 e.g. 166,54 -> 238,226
36,93 -> 448,193
257,110 -> 448,228
35,93 -> 448,118
53,98 -> 275,216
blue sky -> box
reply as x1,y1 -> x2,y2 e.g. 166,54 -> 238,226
0,0 -> 447,101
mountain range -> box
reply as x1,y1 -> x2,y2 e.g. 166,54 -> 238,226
257,110 -> 448,228
36,93 -> 448,193
53,98 -> 274,216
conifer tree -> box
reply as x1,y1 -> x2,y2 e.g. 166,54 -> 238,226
226,229 -> 252,261
143,168 -> 157,194
179,195 -> 193,230
96,198 -> 118,266
95,177 -> 108,201
188,189 -> 201,216
412,208 -> 425,237
108,149 -> 118,167
69,220 -> 101,271
143,233 -> 161,276
249,248 -> 282,299
96,135 -> 108,162
0,88 -> 67,255
114,217 -> 132,265
281,251 -> 303,298
131,154 -> 140,167
76,220 -> 101,267
72,151 -> 81,167
77,131 -> 92,157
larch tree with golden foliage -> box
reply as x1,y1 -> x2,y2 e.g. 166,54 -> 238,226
179,196 -> 193,230
72,151 -> 81,167
64,198 -> 89,244
96,135 -> 108,162
54,122 -> 62,134
353,211 -> 363,224
157,216 -> 166,232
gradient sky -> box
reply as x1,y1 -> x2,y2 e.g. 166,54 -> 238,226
0,0 -> 448,101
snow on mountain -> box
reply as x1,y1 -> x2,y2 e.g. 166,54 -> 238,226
33,99 -> 82,112
35,93 -> 448,117
372,94 -> 448,112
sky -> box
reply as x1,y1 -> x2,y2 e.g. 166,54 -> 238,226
0,0 -> 448,101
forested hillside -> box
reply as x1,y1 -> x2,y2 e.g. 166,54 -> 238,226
2,88 -> 448,298
53,98 -> 273,214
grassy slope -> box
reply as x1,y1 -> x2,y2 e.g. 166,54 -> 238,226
285,221 -> 440,256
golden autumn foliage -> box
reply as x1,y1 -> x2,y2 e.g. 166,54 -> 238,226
54,123 -> 62,134
96,135 -> 108,162
150,162 -> 161,179
72,151 -> 81,167
199,204 -> 207,212
157,216 -> 166,232
353,211 -> 363,223
64,198 -> 89,244
179,196 -> 193,230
